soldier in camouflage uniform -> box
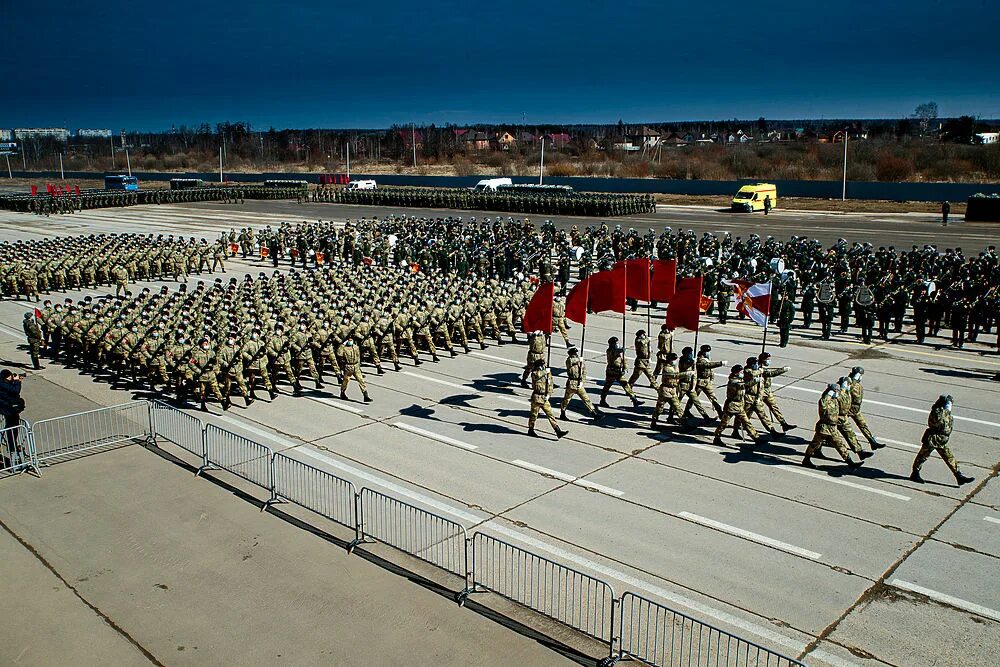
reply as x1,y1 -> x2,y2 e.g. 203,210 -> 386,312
909,395 -> 974,485
527,359 -> 566,438
803,384 -> 862,469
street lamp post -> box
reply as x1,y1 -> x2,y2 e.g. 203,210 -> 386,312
539,137 -> 545,185
841,129 -> 848,201
59,152 -> 65,180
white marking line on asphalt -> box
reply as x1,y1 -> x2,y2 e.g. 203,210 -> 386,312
678,512 -> 822,560
984,516 -> 1000,526
881,437 -> 919,450
889,579 -> 1000,622
510,459 -> 624,497
403,370 -> 524,404
675,441 -> 720,453
471,351 -> 519,364
394,421 -> 478,451
308,395 -> 364,415
0,323 -> 23,338
776,465 -> 911,501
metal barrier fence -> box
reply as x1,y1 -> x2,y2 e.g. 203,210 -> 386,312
33,402 -> 151,463
271,453 -> 359,539
202,424 -> 273,490
0,420 -> 37,475
358,488 -> 469,582
151,400 -> 205,463
471,532 -> 616,645
615,592 -> 805,667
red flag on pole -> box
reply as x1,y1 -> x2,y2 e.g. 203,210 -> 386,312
31,185 -> 38,196
613,258 -> 651,301
34,307 -> 43,319
565,276 -> 590,325
665,276 -> 703,332
650,259 -> 677,302
522,281 -> 555,333
588,266 -> 627,314
75,185 -> 80,195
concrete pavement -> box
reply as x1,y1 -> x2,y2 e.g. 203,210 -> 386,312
0,202 -> 998,666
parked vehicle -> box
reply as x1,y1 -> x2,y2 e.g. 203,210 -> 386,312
731,183 -> 777,212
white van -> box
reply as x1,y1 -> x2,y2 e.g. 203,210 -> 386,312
346,179 -> 377,190
472,177 -> 513,192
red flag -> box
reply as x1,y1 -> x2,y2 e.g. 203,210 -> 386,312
362,256 -> 374,266
613,258 -> 650,301
31,185 -> 38,196
522,281 -> 554,334
588,266 -> 627,314
699,296 -> 713,313
650,259 -> 677,302
565,276 -> 590,325
75,185 -> 80,195
665,276 -> 703,332
34,308 -> 43,319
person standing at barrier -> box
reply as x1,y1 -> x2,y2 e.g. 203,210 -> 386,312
910,395 -> 975,486
528,358 -> 566,439
0,370 -> 25,467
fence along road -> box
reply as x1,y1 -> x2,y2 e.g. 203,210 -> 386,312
4,399 -> 808,667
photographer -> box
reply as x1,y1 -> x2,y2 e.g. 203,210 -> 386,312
0,369 -> 26,467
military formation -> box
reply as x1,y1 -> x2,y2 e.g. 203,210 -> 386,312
0,234 -> 232,303
0,183 -> 306,215
320,185 -> 655,217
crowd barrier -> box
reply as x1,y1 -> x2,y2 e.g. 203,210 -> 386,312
0,421 -> 37,476
32,402 -> 151,463
5,399 -> 807,666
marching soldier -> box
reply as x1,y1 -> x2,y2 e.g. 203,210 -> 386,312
845,367 -> 883,450
757,352 -> 796,432
528,358 -> 567,438
652,323 -> 673,377
695,345 -> 726,418
218,333 -> 253,408
712,364 -> 758,447
650,352 -> 693,429
854,280 -> 875,344
190,337 -> 226,412
520,331 -> 547,387
835,376 -> 868,456
627,329 -> 659,389
679,347 -> 711,422
559,346 -> 602,421
817,276 -> 835,340
22,312 -> 43,370
599,337 -> 642,409
552,296 -> 571,347
338,338 -> 372,402
910,395 -> 974,485
741,356 -> 778,439
802,384 -> 863,469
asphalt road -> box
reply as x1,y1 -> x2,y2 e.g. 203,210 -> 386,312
0,201 -> 998,667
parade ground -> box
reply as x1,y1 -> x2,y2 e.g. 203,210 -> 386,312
1,201 -> 998,666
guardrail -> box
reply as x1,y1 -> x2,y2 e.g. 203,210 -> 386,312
8,399 -> 808,666
33,401 -> 151,463
615,592 -> 806,667
0,420 -> 37,476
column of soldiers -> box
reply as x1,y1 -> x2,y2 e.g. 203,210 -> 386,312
32,260 -> 535,411
0,234 -> 233,302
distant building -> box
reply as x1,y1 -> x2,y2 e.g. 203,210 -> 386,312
0,129 -> 11,142
975,132 -> 999,145
14,127 -> 70,142
77,128 -> 113,138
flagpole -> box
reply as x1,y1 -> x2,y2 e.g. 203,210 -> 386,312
622,263 -> 627,346
579,277 -> 591,353
761,316 -> 769,354
646,255 -> 652,335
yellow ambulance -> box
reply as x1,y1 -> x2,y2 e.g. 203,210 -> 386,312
731,183 -> 777,212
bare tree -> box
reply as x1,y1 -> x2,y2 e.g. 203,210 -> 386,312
912,102 -> 938,134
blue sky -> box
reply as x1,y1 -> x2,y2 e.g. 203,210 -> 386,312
3,0 -> 998,130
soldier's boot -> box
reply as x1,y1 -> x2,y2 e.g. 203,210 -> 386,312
510,333 -> 518,343
768,426 -> 782,436
593,409 -> 605,421
432,354 -> 441,363
464,345 -> 471,354
847,458 -> 863,469
249,387 -> 259,400
559,410 -> 568,421
554,426 -> 568,439
801,456 -> 816,468
363,392 -> 373,403
293,382 -> 304,396
859,450 -> 874,459
414,356 -> 422,366
377,365 -> 385,375
394,361 -> 402,372
245,394 -> 254,407
528,427 -> 539,438
316,378 -> 324,390
31,356 -> 41,370
269,387 -> 278,400
200,398 -> 209,413
649,417 -> 660,430
632,397 -> 644,408
222,397 -> 232,411
870,439 -> 885,449
956,472 -> 975,486
909,469 -> 924,483
480,341 -> 487,350
450,348 -> 458,357
781,421 -> 797,432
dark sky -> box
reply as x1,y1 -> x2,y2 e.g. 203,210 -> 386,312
3,0 -> 998,130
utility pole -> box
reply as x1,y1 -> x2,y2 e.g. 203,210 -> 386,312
841,128 -> 848,200
219,146 -> 224,183
411,124 -> 417,167
59,152 -> 65,180
110,134 -> 116,169
346,139 -> 351,178
5,154 -> 11,179
125,147 -> 131,177
539,137 -> 545,185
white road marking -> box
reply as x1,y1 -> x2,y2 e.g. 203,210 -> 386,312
678,512 -> 822,560
159,411 -> 853,665
404,370 -> 524,404
984,516 -> 1000,526
394,421 -> 478,451
775,465 -> 911,501
213,413 -> 299,450
510,459 -> 624,497
881,437 -> 919,450
674,441 -> 721,453
889,579 -> 1000,622
471,351 -> 519,364
307,395 -> 364,415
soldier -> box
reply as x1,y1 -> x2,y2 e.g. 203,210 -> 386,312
910,395 -> 974,485
757,352 -> 796,432
520,331 -> 547,387
111,264 -> 129,298
552,296 -> 571,347
834,376 -> 869,456
650,352 -> 692,429
802,384 -> 863,469
712,364 -> 758,447
267,324 -> 298,394
22,312 -> 43,370
695,345 -> 726,419
190,337 -> 225,412
559,346 -> 602,421
741,357 -> 778,441
599,337 -> 642,409
776,294 -> 795,347
845,366 -> 883,450
290,323 -> 324,394
854,280 -> 875,344
716,280 -> 733,324
817,277 -> 835,340
243,330 -> 276,400
218,333 -> 253,408
679,347 -> 712,422
528,358 -> 566,438
627,329 -> 658,389
338,338 -> 372,402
